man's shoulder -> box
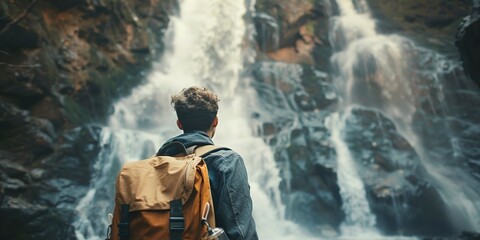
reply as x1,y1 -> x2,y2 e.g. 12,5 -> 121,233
203,147 -> 244,172
204,147 -> 242,160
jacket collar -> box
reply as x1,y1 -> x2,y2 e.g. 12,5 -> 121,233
157,131 -> 214,156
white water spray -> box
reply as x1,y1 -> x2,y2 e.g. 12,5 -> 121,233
325,110 -> 379,237
330,0 -> 480,234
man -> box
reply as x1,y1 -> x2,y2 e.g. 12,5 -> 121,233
156,86 -> 259,240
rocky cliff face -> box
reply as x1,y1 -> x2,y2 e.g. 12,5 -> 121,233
0,0 -> 174,238
252,0 -> 478,237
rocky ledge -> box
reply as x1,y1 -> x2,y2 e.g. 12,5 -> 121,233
0,0 -> 174,239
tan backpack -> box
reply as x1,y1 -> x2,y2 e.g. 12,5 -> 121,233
108,143 -> 225,240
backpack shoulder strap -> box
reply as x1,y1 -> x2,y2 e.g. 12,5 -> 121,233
169,199 -> 184,240
194,145 -> 230,158
118,204 -> 130,240
156,141 -> 188,157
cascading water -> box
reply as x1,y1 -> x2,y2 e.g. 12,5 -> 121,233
329,0 -> 480,236
325,110 -> 378,237
74,0 -> 315,239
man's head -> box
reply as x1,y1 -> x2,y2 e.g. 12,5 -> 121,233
171,86 -> 220,136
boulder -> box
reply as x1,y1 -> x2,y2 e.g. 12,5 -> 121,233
0,197 -> 76,240
255,0 -> 331,66
0,17 -> 39,50
456,1 -> 480,88
343,108 -> 456,236
0,102 -> 56,162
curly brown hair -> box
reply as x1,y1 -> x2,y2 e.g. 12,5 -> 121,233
171,86 -> 220,132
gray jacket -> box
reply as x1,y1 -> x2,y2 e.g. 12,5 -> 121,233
157,131 -> 259,240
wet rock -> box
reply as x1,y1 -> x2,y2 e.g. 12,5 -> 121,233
2,178 -> 27,193
456,125 -> 480,181
0,18 -> 39,50
294,92 -> 316,111
424,16 -> 456,28
0,197 -> 76,240
370,182 -> 455,236
0,1 -> 174,239
30,168 -> 46,181
50,0 -> 87,10
262,122 -> 277,136
0,80 -> 44,99
456,231 -> 480,240
305,125 -> 336,168
31,97 -> 65,127
404,15 -> 416,23
367,0 -> 468,51
456,2 -> 480,88
251,59 -> 341,234
0,69 -> 46,110
43,126 -> 102,185
0,159 -> 28,179
343,108 -> 456,236
255,0 -> 329,66
254,13 -> 280,52
32,178 -> 87,208
274,126 -> 343,232
301,66 -> 337,109
286,190 -> 343,231
0,102 -> 55,161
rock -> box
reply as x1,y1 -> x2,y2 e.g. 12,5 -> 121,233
424,16 -> 456,28
367,0 -> 468,51
47,126 -> 102,185
2,178 -> 27,192
262,122 -> 277,136
30,97 -> 65,127
30,168 -> 46,181
456,125 -> 480,181
32,178 -> 87,208
0,18 -> 39,50
404,15 -> 416,23
0,69 -> 46,110
49,0 -> 88,10
0,1 -> 174,239
0,159 -> 28,179
286,190 -> 343,231
343,108 -> 456,236
254,13 -> 280,52
457,231 -> 480,240
255,0 -> 328,66
0,102 -> 56,161
0,197 -> 76,240
294,92 -> 316,111
456,1 -> 480,88
299,67 -> 337,110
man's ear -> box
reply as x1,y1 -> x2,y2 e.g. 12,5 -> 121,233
176,119 -> 184,130
212,116 -> 218,128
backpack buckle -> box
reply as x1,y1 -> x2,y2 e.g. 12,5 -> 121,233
169,216 -> 185,230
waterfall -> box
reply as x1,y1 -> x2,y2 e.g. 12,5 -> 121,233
71,0 -> 480,238
330,0 -> 480,235
74,0 -> 314,239
325,110 -> 379,237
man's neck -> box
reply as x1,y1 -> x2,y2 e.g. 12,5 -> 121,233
205,129 -> 214,138
183,129 -> 214,138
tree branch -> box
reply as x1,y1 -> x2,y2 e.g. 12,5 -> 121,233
0,0 -> 40,36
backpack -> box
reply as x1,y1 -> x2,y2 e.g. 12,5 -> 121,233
107,142 -> 225,240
